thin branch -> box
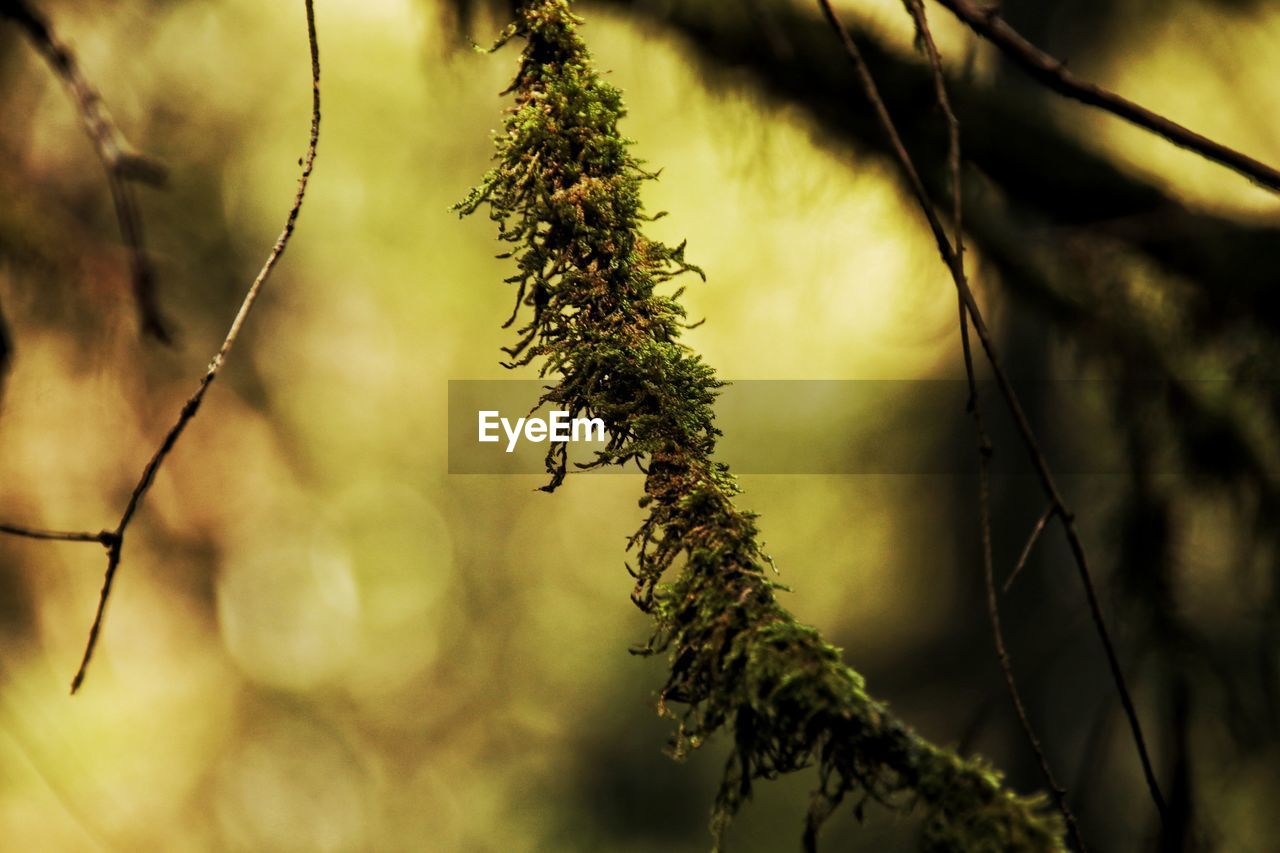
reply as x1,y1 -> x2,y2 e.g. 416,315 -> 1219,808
604,0 -> 1280,331
0,524 -> 115,546
1004,504 -> 1056,593
816,0 -> 1168,827
906,1 -> 1083,842
979,477 -> 1085,852
902,0 -> 961,259
1,0 -> 174,341
0,0 -> 321,694
954,176 -> 1084,850
930,0 -> 1280,193
68,0 -> 321,694
959,286 -> 1082,844
957,613 -> 1096,755
967,325 -> 1085,851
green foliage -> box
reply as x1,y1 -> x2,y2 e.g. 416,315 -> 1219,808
457,2 -> 1066,849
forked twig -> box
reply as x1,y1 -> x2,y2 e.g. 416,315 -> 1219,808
931,0 -> 1280,192
967,324 -> 1085,850
902,2 -> 1084,845
0,0 -> 321,693
2,0 -> 173,341
816,0 -> 1167,830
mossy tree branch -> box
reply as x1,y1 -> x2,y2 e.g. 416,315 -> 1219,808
458,1 -> 1065,849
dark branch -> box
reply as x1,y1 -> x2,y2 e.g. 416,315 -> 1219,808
896,2 -> 1085,844
815,0 -> 1168,827
0,0 -> 322,694
901,0 -> 961,260
69,0 -> 322,694
593,0 -> 1280,329
0,524 -> 115,546
931,0 -> 1280,192
1,0 -> 173,341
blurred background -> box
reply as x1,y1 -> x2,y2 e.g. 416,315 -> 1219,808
1,0 -> 1278,849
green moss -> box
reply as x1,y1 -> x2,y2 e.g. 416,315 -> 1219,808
457,2 -> 1066,849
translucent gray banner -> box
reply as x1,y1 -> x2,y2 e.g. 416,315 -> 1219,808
448,379 -> 1260,475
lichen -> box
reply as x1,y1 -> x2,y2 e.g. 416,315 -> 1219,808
456,2 -> 1066,849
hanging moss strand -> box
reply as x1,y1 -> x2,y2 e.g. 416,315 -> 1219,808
457,3 -> 1066,850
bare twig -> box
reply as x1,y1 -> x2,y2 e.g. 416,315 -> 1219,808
1004,504 -> 1056,593
979,474 -> 1085,851
2,0 -> 173,341
966,323 -> 1085,850
816,0 -> 1167,828
930,0 -> 1280,193
958,292 -> 1083,845
901,0 -> 961,259
902,3 -> 1084,844
69,0 -> 321,693
0,524 -> 115,545
0,0 -> 321,694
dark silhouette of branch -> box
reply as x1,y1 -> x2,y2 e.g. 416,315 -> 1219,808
0,0 -> 322,694
1,0 -> 173,342
592,0 -> 1280,329
815,0 -> 1168,830
931,0 -> 1280,193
